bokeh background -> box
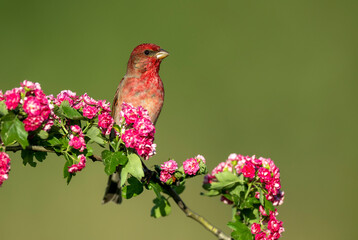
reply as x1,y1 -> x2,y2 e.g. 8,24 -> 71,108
0,0 -> 357,239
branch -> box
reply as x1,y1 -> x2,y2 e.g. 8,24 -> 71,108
161,181 -> 231,240
142,163 -> 232,240
4,145 -> 103,162
4,144 -> 231,240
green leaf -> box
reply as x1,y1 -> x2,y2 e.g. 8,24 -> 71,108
259,189 -> 265,206
47,137 -> 62,146
122,176 -> 143,199
86,126 -> 105,145
230,185 -> 246,198
0,101 -> 8,116
241,197 -> 260,209
63,157 -> 73,184
21,149 -> 36,167
102,150 -> 128,175
149,182 -> 163,198
0,116 -> 29,148
210,171 -> 243,190
122,153 -> 144,181
60,101 -> 83,120
202,189 -> 220,197
37,130 -> 49,140
34,151 -> 47,162
172,183 -> 186,195
228,220 -> 253,240
264,198 -> 275,215
151,196 -> 171,218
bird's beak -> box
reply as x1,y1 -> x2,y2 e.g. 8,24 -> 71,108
156,49 -> 169,59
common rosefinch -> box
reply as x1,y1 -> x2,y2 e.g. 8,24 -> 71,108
102,43 -> 169,204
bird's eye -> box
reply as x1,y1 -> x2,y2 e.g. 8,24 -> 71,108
144,50 -> 150,55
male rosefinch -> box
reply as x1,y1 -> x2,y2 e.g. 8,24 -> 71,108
102,43 -> 169,204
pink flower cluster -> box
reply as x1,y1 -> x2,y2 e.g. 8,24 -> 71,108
52,90 -> 114,135
68,154 -> 87,173
69,125 -> 86,152
204,154 -> 284,207
0,152 -> 11,186
159,160 -> 178,182
0,80 -> 53,132
251,211 -> 284,240
159,155 -> 206,183
120,103 -> 156,159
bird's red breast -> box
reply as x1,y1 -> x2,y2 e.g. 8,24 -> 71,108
112,43 -> 169,125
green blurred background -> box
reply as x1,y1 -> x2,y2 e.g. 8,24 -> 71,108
0,0 -> 357,239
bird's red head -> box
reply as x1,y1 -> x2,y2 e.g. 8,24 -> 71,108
126,43 -> 169,76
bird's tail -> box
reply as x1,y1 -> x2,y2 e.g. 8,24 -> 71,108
102,167 -> 122,204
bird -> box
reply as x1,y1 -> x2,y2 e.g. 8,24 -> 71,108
102,43 -> 169,204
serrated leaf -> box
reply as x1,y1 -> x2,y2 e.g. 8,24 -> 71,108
122,176 -> 143,199
21,149 -> 36,167
123,153 -> 144,181
151,196 -> 171,218
102,150 -> 128,175
210,171 -> 243,190
86,126 -> 105,145
34,151 -> 47,162
230,185 -> 246,198
60,101 -> 83,120
228,220 -> 253,240
0,116 -> 29,148
0,101 -> 8,116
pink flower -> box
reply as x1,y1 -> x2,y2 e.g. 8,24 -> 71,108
54,90 -> 77,106
242,163 -> 256,178
183,158 -> 200,175
43,119 -> 54,132
251,223 -> 261,234
133,118 -> 155,135
80,93 -> 98,105
69,135 -> 86,152
121,102 -> 139,124
98,112 -> 114,135
0,152 -> 11,186
82,105 -> 98,119
161,160 -> 178,174
21,80 -> 41,90
70,125 -> 82,134
121,129 -> 138,149
68,154 -> 86,173
97,100 -> 111,113
159,171 -> 172,183
23,116 -> 44,131
0,90 -> 5,101
259,205 -> 268,216
195,154 -> 206,164
255,232 -> 267,240
135,136 -> 156,160
258,167 -> 272,183
23,96 -> 41,116
268,215 -> 283,233
4,88 -> 21,110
